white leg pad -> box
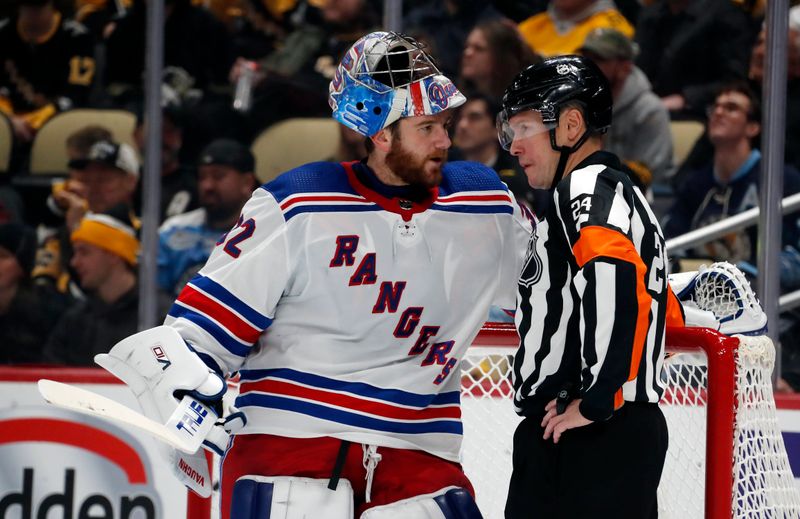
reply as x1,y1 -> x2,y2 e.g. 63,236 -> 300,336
230,476 -> 353,519
360,486 -> 482,519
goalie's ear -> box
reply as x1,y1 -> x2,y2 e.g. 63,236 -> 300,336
370,127 -> 393,154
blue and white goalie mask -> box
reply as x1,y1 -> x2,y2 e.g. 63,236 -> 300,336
329,31 -> 466,137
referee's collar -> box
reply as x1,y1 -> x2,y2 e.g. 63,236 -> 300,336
572,150 -> 623,173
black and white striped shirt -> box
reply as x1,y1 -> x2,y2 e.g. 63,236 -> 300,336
513,151 -> 684,422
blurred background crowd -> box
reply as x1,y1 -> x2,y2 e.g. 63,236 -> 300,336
1,0 -> 800,388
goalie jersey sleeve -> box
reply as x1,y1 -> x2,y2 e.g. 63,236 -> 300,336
514,152 -> 681,422
165,160 -> 531,461
165,189 -> 287,374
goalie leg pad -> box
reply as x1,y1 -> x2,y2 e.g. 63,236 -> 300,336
230,476 -> 353,519
360,487 -> 482,519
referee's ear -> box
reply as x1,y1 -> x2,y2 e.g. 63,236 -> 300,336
561,107 -> 586,145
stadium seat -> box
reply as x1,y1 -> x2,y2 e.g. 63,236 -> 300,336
251,118 -> 341,183
29,109 -> 138,175
0,112 -> 11,174
670,120 -> 705,168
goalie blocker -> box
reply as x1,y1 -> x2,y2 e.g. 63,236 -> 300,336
38,326 -> 246,496
94,326 -> 246,455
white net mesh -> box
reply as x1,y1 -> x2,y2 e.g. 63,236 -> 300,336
692,266 -> 747,322
659,349 -> 708,518
460,333 -> 800,519
731,335 -> 800,517
460,347 -> 520,519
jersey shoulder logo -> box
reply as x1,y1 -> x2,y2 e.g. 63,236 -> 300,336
520,227 -> 543,288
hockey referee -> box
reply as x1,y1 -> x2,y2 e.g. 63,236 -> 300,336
498,55 -> 686,518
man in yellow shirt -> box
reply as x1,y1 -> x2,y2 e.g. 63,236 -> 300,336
518,0 -> 633,57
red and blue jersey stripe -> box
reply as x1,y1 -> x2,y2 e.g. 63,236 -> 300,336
168,274 -> 272,358
279,192 -> 379,221
237,368 -> 463,435
431,190 -> 515,215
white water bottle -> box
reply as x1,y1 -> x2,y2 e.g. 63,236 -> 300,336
233,60 -> 257,112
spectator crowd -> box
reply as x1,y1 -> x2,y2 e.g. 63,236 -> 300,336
1,0 -> 800,388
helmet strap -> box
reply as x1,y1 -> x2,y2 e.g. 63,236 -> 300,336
547,127 -> 592,190
384,89 -> 408,128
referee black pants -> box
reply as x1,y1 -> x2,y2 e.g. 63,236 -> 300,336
505,402 -> 668,519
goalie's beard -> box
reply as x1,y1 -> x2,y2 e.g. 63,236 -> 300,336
385,137 -> 447,189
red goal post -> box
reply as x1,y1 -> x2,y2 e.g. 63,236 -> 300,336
461,323 -> 800,519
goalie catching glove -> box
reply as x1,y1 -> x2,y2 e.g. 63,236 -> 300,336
669,261 -> 768,336
95,325 -> 245,456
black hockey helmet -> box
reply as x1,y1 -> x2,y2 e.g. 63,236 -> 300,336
498,55 -> 612,189
500,55 -> 612,134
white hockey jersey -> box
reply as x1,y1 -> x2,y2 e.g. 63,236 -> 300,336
165,160 -> 531,461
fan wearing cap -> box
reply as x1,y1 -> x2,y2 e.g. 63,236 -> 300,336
157,138 -> 256,296
578,27 -> 674,187
46,126 -> 114,230
33,136 -> 140,294
65,139 -> 140,224
43,209 -> 143,366
0,222 -> 68,364
108,31 -> 534,518
499,55 -> 685,518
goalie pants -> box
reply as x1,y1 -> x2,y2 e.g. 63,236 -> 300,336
220,434 -> 475,518
505,402 -> 668,519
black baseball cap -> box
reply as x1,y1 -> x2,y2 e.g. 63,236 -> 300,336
68,139 -> 140,177
198,139 -> 255,174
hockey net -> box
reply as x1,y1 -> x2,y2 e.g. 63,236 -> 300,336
460,323 -> 800,519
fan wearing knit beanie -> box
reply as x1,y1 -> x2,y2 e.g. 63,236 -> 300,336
42,209 -> 143,365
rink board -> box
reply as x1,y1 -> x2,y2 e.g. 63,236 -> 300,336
3,366 -> 800,519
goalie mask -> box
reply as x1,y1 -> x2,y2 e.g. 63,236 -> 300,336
329,31 -> 466,137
